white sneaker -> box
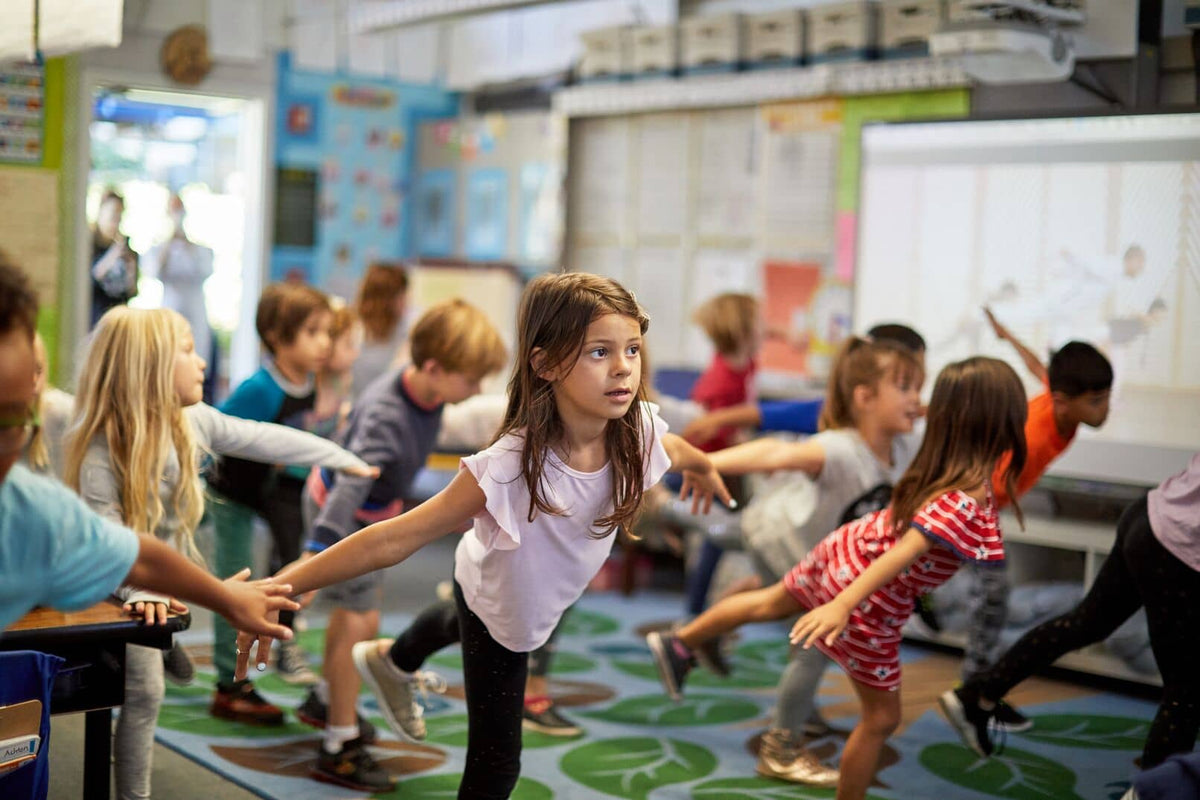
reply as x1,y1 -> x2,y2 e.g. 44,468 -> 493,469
351,640 -> 445,742
275,639 -> 318,685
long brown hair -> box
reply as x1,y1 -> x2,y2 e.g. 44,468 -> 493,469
496,272 -> 651,539
356,262 -> 409,342
818,336 -> 924,431
890,357 -> 1027,534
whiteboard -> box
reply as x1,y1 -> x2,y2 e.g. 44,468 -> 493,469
855,113 -> 1200,485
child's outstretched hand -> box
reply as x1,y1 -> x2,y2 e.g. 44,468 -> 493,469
678,461 -> 736,515
789,600 -> 850,649
221,567 -> 297,648
123,593 -> 188,626
982,306 -> 1012,342
342,464 -> 381,479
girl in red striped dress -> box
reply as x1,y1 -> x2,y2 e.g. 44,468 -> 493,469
649,356 -> 1028,800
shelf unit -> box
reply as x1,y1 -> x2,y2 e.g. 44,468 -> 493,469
905,507 -> 1162,687
553,56 -> 972,117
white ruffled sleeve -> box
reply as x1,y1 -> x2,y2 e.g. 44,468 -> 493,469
642,401 -> 672,489
460,436 -> 526,551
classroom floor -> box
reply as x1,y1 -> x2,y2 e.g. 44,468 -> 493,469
46,536 -> 1157,800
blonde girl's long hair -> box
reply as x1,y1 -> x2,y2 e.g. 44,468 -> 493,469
65,307 -> 205,562
27,334 -> 51,472
496,272 -> 652,539
890,356 -> 1028,535
818,336 -> 925,431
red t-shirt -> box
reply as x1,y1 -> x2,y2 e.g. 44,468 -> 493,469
690,354 -> 756,452
991,389 -> 1075,509
784,489 -> 1003,690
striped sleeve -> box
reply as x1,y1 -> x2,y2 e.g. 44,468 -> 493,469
911,492 -> 1004,564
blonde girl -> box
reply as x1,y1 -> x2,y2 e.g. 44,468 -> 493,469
650,357 -> 1028,800
65,307 -> 376,800
237,272 -> 732,799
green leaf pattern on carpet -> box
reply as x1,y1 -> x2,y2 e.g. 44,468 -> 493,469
560,736 -> 717,799
690,777 -> 888,799
584,693 -> 760,726
919,743 -> 1086,800
1017,715 -> 1151,750
376,774 -> 553,799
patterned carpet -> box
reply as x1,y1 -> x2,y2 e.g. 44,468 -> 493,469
153,591 -> 1155,800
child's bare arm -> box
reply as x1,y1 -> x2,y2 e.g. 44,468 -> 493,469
281,468 -> 486,597
789,528 -> 932,648
708,436 -> 825,477
984,307 -> 1048,383
661,433 -> 735,513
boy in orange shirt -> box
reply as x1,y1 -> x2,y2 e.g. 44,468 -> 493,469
960,308 -> 1112,730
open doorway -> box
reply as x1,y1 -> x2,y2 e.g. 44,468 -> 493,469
85,85 -> 263,401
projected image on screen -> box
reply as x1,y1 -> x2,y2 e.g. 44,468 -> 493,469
856,113 -> 1200,481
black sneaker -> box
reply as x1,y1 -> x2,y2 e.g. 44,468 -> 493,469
692,635 -> 732,678
297,688 -> 379,744
938,686 -> 996,757
312,737 -> 395,792
522,698 -> 583,737
992,700 -> 1033,733
646,631 -> 695,701
162,643 -> 195,686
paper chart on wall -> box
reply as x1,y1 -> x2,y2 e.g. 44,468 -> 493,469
635,113 -> 688,239
633,247 -> 687,365
761,127 -> 839,250
0,167 -> 57,305
571,118 -> 629,240
696,109 -> 757,240
573,245 -> 627,285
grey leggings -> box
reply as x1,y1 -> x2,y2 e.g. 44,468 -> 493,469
775,643 -> 831,736
963,561 -> 1010,679
114,644 -> 165,800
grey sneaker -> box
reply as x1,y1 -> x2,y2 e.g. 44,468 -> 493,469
162,643 -> 195,686
276,639 -> 319,685
351,640 -> 446,742
756,728 -> 839,787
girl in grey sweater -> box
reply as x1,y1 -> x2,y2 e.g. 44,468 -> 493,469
65,307 -> 376,800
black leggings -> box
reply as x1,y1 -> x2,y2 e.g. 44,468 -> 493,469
389,582 -> 527,800
968,497 -> 1200,768
263,476 -> 306,630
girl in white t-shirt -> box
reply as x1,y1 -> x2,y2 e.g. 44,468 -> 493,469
236,272 -> 732,798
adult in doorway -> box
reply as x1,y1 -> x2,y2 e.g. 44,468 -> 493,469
90,189 -> 139,329
145,193 -> 216,402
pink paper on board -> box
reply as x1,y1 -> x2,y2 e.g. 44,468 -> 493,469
836,212 -> 857,282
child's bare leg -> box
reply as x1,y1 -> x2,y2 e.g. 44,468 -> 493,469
325,607 -> 380,728
676,581 -> 801,647
837,681 -> 901,800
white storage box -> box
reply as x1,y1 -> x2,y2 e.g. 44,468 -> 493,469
809,0 -> 879,63
746,9 -> 806,67
881,0 -> 944,56
680,13 -> 745,73
578,26 -> 631,81
631,24 -> 679,77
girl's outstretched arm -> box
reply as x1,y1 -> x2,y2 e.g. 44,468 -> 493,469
661,433 -> 735,514
235,468 -> 486,674
789,527 -> 933,649
707,436 -> 826,478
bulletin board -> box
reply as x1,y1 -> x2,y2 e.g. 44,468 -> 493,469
414,112 -> 567,271
0,167 -> 58,306
270,52 -> 458,299
564,90 -> 969,381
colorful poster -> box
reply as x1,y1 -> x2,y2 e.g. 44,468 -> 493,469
465,168 -> 509,261
760,260 -> 824,375
0,62 -> 44,164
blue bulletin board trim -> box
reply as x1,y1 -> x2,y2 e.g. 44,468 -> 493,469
465,167 -> 509,261
414,169 -> 456,257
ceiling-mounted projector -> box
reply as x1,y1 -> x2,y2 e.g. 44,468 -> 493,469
930,19 -> 1075,84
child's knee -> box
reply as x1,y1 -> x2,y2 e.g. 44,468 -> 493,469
861,701 -> 901,736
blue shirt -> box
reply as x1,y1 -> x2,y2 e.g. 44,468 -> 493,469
0,464 -> 139,630
758,398 -> 823,435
